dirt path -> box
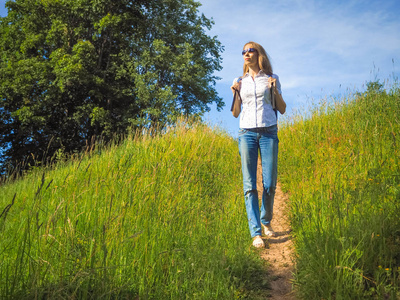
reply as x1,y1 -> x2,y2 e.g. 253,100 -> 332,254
256,159 -> 296,299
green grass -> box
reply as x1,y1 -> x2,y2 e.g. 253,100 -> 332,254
0,120 -> 270,299
4,81 -> 399,300
279,81 -> 400,299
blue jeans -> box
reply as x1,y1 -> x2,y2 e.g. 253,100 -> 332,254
238,126 -> 279,238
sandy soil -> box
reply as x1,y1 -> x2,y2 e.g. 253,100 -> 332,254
256,159 -> 297,299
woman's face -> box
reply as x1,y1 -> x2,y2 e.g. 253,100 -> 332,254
242,44 -> 258,68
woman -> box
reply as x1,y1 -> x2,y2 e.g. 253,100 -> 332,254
231,41 -> 285,248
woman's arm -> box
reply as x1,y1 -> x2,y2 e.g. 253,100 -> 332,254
269,75 -> 286,114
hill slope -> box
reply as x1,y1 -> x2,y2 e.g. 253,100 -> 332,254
278,81 -> 400,299
0,122 -> 269,299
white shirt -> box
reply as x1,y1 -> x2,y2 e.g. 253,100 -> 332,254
233,71 -> 282,129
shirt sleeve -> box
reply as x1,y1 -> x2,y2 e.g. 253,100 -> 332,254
232,77 -> 242,85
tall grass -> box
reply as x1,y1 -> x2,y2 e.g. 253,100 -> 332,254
0,121 -> 269,299
279,81 -> 400,299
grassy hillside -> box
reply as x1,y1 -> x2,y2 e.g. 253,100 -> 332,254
279,81 -> 400,299
3,81 -> 398,300
0,121 -> 269,299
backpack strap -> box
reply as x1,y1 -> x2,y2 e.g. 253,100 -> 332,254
270,81 -> 278,118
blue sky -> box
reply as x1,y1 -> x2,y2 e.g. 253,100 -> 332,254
198,0 -> 400,136
1,0 -> 399,137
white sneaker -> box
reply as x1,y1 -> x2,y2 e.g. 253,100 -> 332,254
252,235 -> 264,248
262,224 -> 276,237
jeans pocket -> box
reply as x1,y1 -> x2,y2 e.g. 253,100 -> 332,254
238,128 -> 248,136
266,125 -> 278,137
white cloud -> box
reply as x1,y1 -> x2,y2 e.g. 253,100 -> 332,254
200,0 -> 400,88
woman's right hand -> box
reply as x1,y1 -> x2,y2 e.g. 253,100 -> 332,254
230,81 -> 241,94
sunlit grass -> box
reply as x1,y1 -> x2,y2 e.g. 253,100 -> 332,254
0,120 -> 269,299
279,81 -> 400,299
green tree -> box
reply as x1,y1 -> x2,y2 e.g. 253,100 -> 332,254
0,0 -> 223,173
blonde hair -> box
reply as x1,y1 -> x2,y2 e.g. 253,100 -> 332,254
242,41 -> 273,76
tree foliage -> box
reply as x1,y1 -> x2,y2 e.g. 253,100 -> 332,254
0,0 -> 223,173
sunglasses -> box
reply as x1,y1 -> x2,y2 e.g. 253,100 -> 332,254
242,48 -> 257,55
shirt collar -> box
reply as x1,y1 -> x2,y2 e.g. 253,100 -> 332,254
243,70 -> 267,78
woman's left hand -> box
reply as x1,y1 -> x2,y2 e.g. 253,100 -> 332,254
268,76 -> 277,88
